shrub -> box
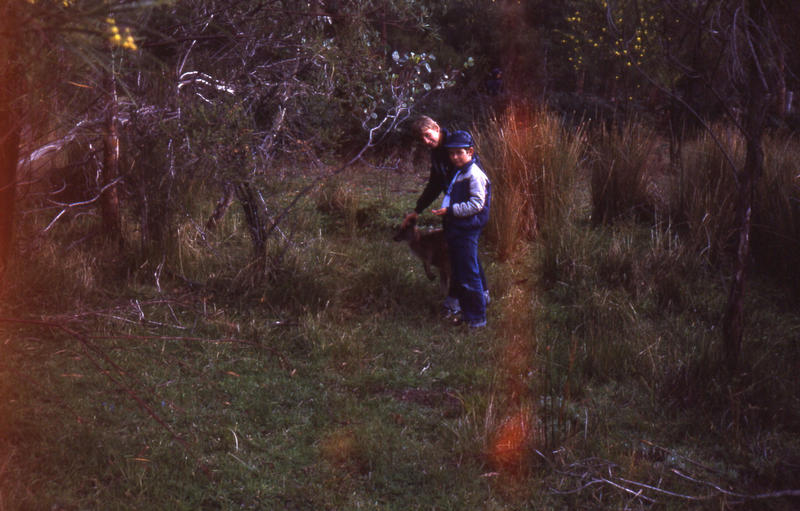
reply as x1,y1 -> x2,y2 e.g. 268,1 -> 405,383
315,176 -> 361,237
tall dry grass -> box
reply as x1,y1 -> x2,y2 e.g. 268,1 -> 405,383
668,125 -> 743,267
473,104 -> 585,261
751,133 -> 800,294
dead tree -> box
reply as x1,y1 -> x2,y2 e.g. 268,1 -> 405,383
721,0 -> 776,371
101,53 -> 124,248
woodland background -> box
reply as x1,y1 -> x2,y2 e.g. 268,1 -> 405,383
1,1 -> 800,509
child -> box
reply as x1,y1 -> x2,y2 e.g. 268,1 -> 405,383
432,130 -> 491,328
404,116 -> 488,318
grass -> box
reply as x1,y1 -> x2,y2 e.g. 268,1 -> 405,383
2,114 -> 800,509
588,119 -> 662,225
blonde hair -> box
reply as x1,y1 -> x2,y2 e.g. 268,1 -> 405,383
411,115 -> 440,137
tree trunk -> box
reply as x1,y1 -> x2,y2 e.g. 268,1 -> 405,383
206,181 -> 235,231
722,0 -> 769,371
101,56 -> 124,247
235,182 -> 267,260
722,175 -> 755,371
0,4 -> 21,278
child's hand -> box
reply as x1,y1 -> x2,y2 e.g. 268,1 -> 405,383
432,207 -> 448,216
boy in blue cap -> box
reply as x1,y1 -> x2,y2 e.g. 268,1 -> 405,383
404,117 -> 488,318
432,130 -> 491,328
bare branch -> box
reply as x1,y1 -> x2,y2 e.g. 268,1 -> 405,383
672,468 -> 800,500
43,177 -> 123,232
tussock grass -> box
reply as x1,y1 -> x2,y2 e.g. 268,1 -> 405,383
315,175 -> 362,237
474,103 -> 585,260
589,119 -> 662,225
665,126 -> 800,295
1,217 -> 136,316
668,124 -> 743,266
751,133 -> 800,295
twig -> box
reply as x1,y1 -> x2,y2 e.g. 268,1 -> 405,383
619,476 -> 710,501
598,478 -> 656,503
227,453 -> 256,471
229,428 -> 239,452
640,439 -> 719,474
43,178 -> 123,232
672,468 -> 800,500
546,452 -> 800,506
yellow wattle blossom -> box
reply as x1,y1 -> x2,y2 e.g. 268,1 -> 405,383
121,27 -> 138,50
107,18 -> 138,51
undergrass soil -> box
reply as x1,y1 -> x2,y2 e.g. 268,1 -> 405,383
1,161 -> 799,510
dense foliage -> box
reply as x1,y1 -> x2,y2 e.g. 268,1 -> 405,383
4,0 -> 799,268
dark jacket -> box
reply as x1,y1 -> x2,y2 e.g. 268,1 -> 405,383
414,129 -> 484,214
414,129 -> 452,214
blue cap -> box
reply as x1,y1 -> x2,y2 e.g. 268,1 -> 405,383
443,130 -> 473,148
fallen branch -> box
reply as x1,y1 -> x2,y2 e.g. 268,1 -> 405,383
671,468 -> 800,501
546,453 -> 800,506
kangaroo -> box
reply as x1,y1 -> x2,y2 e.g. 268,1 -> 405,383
393,216 -> 451,296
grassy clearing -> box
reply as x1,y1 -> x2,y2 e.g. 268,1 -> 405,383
2,114 -> 800,509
